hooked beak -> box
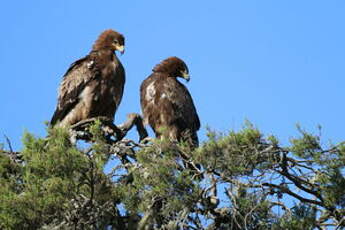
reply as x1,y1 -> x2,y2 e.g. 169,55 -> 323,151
181,70 -> 190,82
116,45 -> 125,55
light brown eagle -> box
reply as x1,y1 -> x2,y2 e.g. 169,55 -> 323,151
51,29 -> 125,127
140,57 -> 200,147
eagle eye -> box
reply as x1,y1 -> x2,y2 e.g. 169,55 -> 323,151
113,40 -> 119,44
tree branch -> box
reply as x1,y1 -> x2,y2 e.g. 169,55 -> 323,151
70,113 -> 148,143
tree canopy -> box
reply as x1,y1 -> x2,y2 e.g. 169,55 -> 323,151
1,120 -> 345,229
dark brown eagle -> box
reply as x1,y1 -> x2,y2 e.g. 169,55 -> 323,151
140,57 -> 200,147
51,29 -> 125,127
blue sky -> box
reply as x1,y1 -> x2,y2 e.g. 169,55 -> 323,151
1,0 -> 345,150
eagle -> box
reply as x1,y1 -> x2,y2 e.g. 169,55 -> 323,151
140,57 -> 200,147
51,29 -> 125,127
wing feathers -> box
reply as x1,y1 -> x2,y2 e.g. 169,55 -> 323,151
51,56 -> 98,125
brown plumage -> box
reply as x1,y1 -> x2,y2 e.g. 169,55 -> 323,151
140,57 -> 200,147
51,29 -> 125,127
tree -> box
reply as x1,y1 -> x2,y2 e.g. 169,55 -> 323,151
0,118 -> 345,229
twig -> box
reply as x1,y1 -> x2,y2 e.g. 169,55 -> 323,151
4,135 -> 13,152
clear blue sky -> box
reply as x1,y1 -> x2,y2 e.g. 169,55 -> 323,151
1,0 -> 345,150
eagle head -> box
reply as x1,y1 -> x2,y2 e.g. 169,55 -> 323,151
93,29 -> 125,54
153,56 -> 190,82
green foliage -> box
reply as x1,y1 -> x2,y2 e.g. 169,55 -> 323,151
274,204 -> 317,230
134,143 -> 200,211
0,125 -> 119,230
196,123 -> 276,177
289,125 -> 322,160
1,122 -> 345,229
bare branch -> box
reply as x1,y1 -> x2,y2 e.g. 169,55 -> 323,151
70,113 -> 148,143
118,113 -> 148,142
